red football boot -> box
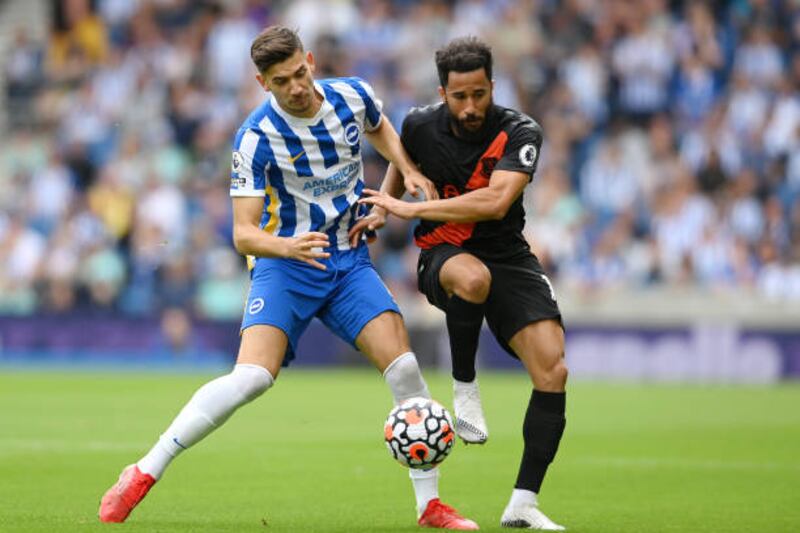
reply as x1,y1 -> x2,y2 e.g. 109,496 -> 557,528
418,498 -> 479,530
98,464 -> 156,523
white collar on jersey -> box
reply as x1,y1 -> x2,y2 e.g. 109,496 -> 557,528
269,81 -> 328,126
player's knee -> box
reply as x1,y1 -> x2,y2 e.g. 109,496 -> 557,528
232,363 -> 275,402
383,352 -> 431,404
554,359 -> 568,387
538,356 -> 568,391
549,358 -> 568,389
456,266 -> 491,303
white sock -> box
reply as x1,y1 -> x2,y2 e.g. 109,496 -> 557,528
410,468 -> 440,516
137,364 -> 274,479
508,488 -> 538,509
383,352 -> 439,515
453,378 -> 479,392
383,352 -> 430,404
136,439 -> 174,480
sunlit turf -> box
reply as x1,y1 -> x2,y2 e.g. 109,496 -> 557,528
1,369 -> 798,532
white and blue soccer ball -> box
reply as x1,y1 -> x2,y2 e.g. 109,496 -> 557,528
384,397 -> 455,470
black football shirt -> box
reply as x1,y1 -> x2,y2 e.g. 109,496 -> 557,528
400,103 -> 543,261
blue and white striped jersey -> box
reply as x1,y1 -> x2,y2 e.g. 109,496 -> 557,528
230,77 -> 382,255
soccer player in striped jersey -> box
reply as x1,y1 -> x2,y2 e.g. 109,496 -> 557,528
99,26 -> 477,530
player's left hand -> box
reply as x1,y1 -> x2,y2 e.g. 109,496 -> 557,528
359,189 -> 418,220
403,170 -> 439,200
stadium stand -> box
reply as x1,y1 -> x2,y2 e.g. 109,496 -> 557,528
1,0 -> 798,331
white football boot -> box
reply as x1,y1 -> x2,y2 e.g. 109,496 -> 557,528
453,379 -> 488,444
500,504 -> 565,531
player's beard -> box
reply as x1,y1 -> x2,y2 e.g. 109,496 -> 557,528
449,99 -> 494,142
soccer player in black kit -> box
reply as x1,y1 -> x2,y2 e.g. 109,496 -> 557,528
353,37 -> 568,530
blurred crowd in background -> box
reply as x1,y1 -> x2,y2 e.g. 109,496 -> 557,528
2,0 -> 800,326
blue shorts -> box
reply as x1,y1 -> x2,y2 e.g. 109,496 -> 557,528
241,245 -> 401,366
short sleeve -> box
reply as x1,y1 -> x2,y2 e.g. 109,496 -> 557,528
230,128 -> 267,197
495,121 -> 543,180
400,113 -> 418,162
345,77 -> 384,132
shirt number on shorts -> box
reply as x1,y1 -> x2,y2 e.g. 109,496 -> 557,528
540,274 -> 556,301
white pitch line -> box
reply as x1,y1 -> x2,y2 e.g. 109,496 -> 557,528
0,438 -> 149,454
571,456 -> 800,472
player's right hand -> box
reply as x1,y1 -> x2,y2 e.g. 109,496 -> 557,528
348,207 -> 387,247
403,170 -> 439,200
283,232 -> 330,270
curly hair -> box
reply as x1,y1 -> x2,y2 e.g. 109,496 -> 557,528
435,36 -> 493,87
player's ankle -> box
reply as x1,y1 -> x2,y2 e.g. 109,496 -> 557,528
507,488 -> 538,509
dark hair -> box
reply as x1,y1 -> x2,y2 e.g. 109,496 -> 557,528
250,25 -> 303,74
435,37 -> 493,87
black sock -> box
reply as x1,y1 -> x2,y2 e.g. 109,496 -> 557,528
446,295 -> 484,383
515,390 -> 566,494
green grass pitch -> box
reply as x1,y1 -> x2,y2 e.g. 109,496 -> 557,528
1,369 -> 799,532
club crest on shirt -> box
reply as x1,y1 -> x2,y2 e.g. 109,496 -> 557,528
248,297 -> 265,314
344,123 -> 360,146
519,144 -> 537,167
232,151 -> 243,172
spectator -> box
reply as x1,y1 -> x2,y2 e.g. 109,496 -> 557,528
611,5 -> 675,122
579,135 -> 641,218
734,24 -> 783,89
1,0 -> 799,322
5,29 -> 44,128
156,307 -> 198,354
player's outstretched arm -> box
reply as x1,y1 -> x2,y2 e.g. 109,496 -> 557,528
364,115 -> 438,200
380,162 -> 407,200
348,162 -> 411,246
232,197 -> 331,270
359,170 -> 529,223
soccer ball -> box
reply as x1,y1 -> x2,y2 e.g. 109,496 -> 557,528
384,397 -> 455,469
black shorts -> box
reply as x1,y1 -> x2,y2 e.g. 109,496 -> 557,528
417,244 -> 563,357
